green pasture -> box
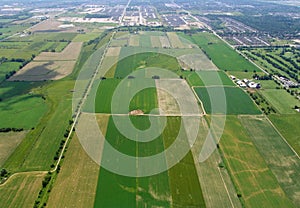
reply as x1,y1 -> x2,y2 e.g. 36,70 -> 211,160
194,86 -> 261,114
3,80 -> 73,172
259,80 -> 279,89
0,62 -> 22,82
0,94 -> 47,129
260,89 -> 299,114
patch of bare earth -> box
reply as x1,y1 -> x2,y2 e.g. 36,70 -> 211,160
9,42 -> 82,81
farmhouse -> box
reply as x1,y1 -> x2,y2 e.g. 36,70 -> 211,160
248,81 -> 261,89
236,80 -> 247,88
236,79 -> 260,88
229,75 -> 236,80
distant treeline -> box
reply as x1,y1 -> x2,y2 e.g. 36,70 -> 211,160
85,14 -> 110,19
232,15 -> 300,37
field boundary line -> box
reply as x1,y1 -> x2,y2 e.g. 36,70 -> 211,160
50,31 -> 116,173
194,85 -> 238,88
238,114 -> 300,160
217,167 -> 235,208
265,116 -> 300,160
191,86 -> 207,115
85,112 -> 203,117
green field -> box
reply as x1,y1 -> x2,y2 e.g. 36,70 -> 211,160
227,71 -> 265,80
3,80 -> 73,172
94,116 -> 205,207
86,78 -> 158,114
185,71 -> 235,87
0,62 -> 22,82
139,35 -> 152,48
0,33 -> 77,60
220,116 -> 294,208
240,116 -> 300,206
259,80 -> 279,89
194,86 -> 261,114
73,33 -> 101,42
114,52 -> 181,78
0,94 -> 47,129
269,114 -> 300,155
180,32 -> 260,72
0,80 -> 48,130
0,24 -> 30,40
260,89 -> 299,114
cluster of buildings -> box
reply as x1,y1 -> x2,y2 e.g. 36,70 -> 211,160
230,76 -> 261,89
276,76 -> 299,88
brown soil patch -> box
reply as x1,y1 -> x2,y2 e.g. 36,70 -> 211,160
9,60 -> 76,81
129,109 -> 144,115
34,42 -> 83,61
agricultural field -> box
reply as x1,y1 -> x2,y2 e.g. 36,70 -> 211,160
0,24 -> 31,40
185,71 -> 235,87
259,89 -> 300,114
73,33 -> 101,42
0,62 -> 22,82
9,60 -> 76,81
3,80 -> 73,172
95,116 -> 206,207
0,94 -> 47,129
86,78 -> 158,114
177,52 -> 218,71
0,33 -> 77,60
46,135 -> 100,208
194,86 -> 261,114
113,52 -> 181,78
155,79 -> 203,115
0,132 -> 26,167
34,42 -> 82,61
167,32 -> 184,48
9,42 -> 82,81
190,117 -> 242,208
269,114 -> 300,155
1,5 -> 300,207
0,172 -> 46,208
240,116 -> 300,206
220,116 -> 294,208
180,32 -> 260,72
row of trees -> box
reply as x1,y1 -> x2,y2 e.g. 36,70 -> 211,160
249,92 -> 276,115
0,127 -> 23,133
250,51 -> 299,82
